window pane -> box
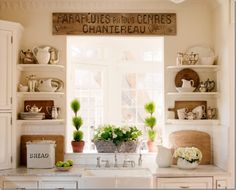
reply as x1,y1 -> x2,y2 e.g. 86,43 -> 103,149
122,108 -> 136,123
122,73 -> 136,89
122,90 -> 136,107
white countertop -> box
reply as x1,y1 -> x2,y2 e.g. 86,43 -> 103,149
0,165 -> 228,177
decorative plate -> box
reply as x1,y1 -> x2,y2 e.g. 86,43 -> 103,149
175,68 -> 200,88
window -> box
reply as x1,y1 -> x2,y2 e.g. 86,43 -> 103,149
67,37 -> 164,153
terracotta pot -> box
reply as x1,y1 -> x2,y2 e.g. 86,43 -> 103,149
147,140 -> 157,152
71,141 -> 85,153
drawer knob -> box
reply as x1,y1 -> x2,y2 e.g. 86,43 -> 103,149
180,186 -> 190,189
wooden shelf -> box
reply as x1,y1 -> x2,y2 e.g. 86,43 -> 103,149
17,92 -> 64,97
17,119 -> 64,125
166,119 -> 220,125
166,92 -> 219,97
17,64 -> 65,71
166,65 -> 219,71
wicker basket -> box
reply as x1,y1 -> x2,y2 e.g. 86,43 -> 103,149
117,140 -> 138,153
94,140 -> 117,153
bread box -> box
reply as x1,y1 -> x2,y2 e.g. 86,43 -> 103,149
26,140 -> 56,168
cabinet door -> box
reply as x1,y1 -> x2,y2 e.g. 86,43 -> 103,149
0,113 -> 12,170
157,177 -> 213,189
0,30 -> 12,110
40,181 -> 77,189
3,181 -> 38,189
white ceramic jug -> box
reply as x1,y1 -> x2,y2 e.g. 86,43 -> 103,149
156,145 -> 172,168
33,46 -> 50,64
181,79 -> 194,88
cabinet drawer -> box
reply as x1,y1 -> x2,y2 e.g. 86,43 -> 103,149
157,177 -> 213,189
3,181 -> 38,189
216,180 -> 227,189
40,181 -> 77,189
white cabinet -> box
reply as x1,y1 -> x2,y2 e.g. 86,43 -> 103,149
78,177 -> 116,189
40,181 -> 77,189
156,177 -> 213,189
0,30 -> 12,110
0,113 -> 12,170
3,181 -> 38,189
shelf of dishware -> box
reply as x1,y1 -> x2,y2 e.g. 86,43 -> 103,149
17,119 -> 64,125
17,64 -> 65,71
17,92 -> 65,97
166,119 -> 220,125
166,65 -> 219,71
166,92 -> 219,97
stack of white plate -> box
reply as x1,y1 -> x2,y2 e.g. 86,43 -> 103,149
20,112 -> 45,120
176,87 -> 195,92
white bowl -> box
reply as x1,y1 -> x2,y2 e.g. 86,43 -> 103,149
176,87 -> 195,92
200,56 -> 215,65
19,86 -> 29,92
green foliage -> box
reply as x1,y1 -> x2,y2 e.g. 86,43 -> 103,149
73,130 -> 83,141
71,99 -> 80,115
70,99 -> 83,141
93,125 -> 142,146
144,116 -> 156,129
144,101 -> 157,141
148,129 -> 157,141
72,116 -> 83,130
144,101 -> 155,114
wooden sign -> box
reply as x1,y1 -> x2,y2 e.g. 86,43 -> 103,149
52,13 -> 176,35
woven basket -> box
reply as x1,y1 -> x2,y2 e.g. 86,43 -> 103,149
94,140 -> 117,153
117,140 -> 138,153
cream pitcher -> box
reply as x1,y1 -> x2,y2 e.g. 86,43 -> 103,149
33,46 -> 50,64
181,79 -> 194,88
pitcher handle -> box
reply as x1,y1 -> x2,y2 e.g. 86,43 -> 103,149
190,80 -> 194,87
46,106 -> 52,115
25,105 -> 31,112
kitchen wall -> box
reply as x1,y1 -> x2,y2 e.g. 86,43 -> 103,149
0,0 -> 231,175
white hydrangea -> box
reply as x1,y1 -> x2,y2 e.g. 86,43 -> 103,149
173,147 -> 202,162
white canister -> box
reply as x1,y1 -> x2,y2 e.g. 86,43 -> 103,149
156,145 -> 172,168
26,140 -> 56,168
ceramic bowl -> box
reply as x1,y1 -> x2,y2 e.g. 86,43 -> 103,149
200,56 -> 215,65
176,87 -> 195,93
19,85 -> 29,92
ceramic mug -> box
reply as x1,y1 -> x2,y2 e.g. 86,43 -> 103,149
192,105 -> 206,119
177,108 -> 188,120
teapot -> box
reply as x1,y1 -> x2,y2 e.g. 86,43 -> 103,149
181,79 -> 194,88
33,46 -> 50,64
204,79 -> 215,92
26,104 -> 42,113
37,78 -> 63,92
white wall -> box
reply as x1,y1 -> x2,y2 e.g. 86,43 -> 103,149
0,0 -> 232,176
212,0 -> 235,187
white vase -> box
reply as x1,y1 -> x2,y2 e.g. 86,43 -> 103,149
177,157 -> 199,169
156,145 -> 172,168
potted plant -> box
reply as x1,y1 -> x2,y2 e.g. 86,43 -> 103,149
70,99 -> 84,153
144,101 -> 157,152
93,124 -> 142,153
173,147 -> 202,169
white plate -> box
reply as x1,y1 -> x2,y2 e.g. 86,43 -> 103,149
186,45 -> 214,58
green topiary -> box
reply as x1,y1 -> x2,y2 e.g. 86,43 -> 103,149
71,99 -> 80,116
73,130 -> 84,141
144,101 -> 157,141
72,116 -> 83,131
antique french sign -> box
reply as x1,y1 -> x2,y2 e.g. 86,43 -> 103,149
52,13 -> 176,35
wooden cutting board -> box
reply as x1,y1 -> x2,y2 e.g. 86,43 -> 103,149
168,100 -> 207,119
24,100 -> 54,119
169,130 -> 212,165
20,135 -> 64,166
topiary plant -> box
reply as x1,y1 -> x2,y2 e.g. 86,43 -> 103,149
144,101 -> 157,142
71,99 -> 84,152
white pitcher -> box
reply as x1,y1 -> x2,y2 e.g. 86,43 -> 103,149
33,46 -> 50,64
181,79 -> 194,88
156,145 -> 172,168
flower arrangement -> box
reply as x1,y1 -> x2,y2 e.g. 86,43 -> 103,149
173,147 -> 202,163
93,124 -> 142,153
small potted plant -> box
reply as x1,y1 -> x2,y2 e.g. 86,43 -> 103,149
144,101 -> 157,152
71,99 -> 84,153
173,147 -> 202,169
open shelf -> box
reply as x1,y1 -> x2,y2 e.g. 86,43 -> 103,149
17,92 -> 64,97
17,119 -> 64,125
17,64 -> 65,71
166,92 -> 219,97
166,65 -> 219,72
166,119 -> 220,125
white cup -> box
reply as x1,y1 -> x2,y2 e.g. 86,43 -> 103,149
177,108 -> 188,120
192,105 -> 206,119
